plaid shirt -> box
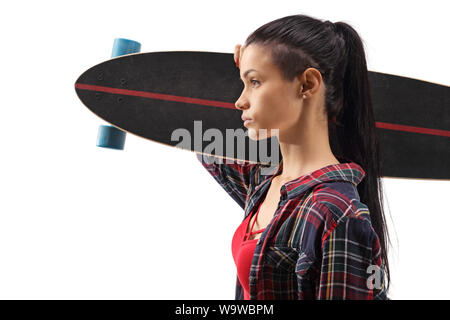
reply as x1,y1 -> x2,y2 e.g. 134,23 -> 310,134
196,153 -> 389,300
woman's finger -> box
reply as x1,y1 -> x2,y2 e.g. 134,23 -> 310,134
234,44 -> 242,68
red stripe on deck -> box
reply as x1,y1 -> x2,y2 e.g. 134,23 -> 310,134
75,83 -> 450,138
75,83 -> 235,109
376,121 -> 450,138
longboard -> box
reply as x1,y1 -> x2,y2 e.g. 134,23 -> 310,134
75,50 -> 450,180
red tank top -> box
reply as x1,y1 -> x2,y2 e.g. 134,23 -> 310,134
231,201 -> 266,300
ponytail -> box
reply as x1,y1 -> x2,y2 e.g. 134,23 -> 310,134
333,21 -> 392,291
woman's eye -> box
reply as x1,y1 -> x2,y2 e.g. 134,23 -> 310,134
239,79 -> 260,87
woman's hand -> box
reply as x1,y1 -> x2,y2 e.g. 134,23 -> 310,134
234,44 -> 244,69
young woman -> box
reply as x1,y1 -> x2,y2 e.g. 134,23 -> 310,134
196,14 -> 391,300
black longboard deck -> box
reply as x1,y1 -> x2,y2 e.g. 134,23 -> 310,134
75,51 -> 450,180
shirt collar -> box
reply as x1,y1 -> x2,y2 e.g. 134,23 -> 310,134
261,158 -> 366,200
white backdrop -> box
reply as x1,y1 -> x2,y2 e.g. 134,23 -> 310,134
0,0 -> 449,300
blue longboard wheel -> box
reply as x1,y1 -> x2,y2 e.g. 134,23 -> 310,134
111,38 -> 141,57
97,125 -> 126,150
97,38 -> 141,149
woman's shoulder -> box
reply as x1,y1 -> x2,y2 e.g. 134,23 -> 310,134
308,180 -> 371,224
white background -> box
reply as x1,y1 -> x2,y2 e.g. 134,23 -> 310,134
0,0 -> 449,299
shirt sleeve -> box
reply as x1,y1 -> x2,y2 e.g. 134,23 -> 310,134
315,216 -> 389,300
195,152 -> 261,210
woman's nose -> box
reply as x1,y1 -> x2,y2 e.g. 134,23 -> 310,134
235,98 -> 248,110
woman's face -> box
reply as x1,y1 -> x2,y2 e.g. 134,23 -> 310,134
235,44 -> 304,141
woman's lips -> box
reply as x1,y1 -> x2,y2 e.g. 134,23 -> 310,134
242,115 -> 253,126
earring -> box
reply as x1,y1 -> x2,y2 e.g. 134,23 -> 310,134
302,94 -> 306,99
